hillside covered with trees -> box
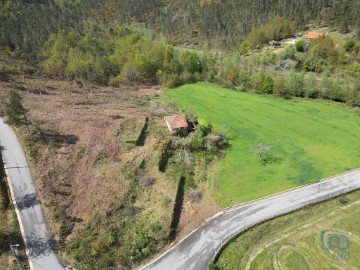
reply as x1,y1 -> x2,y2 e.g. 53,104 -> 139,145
1,0 -> 360,59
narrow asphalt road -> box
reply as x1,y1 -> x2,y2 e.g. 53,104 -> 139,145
0,118 -> 64,270
139,169 -> 360,270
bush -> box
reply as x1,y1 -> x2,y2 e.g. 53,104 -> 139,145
273,76 -> 286,96
188,188 -> 202,203
295,39 -> 305,52
304,74 -> 319,98
251,73 -> 274,94
303,51 -> 328,72
139,176 -> 155,187
339,195 -> 349,205
190,129 -> 204,150
179,51 -> 201,74
344,40 -> 355,52
285,73 -> 305,97
253,142 -> 272,165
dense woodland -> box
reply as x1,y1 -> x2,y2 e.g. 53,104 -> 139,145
1,0 -> 360,106
1,0 -> 360,58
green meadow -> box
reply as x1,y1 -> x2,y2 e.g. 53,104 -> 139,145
166,82 -> 360,206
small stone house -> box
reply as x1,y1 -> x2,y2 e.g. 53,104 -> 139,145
165,114 -> 189,134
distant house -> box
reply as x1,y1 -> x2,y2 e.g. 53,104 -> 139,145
165,114 -> 189,134
304,32 -> 324,42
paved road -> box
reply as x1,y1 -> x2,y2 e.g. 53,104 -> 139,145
0,118 -> 64,270
139,169 -> 360,270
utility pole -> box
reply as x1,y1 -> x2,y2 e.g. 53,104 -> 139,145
10,244 -> 24,270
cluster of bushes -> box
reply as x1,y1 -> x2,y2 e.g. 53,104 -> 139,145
296,37 -> 360,74
213,33 -> 360,106
161,122 -> 228,192
216,67 -> 360,106
241,16 -> 295,50
41,25 -> 204,87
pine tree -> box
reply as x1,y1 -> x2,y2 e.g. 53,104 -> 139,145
5,90 -> 28,127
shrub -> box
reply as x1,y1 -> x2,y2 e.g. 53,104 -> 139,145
273,76 -> 286,96
304,74 -> 319,98
285,73 -> 305,97
188,188 -> 203,203
344,40 -> 355,52
251,73 -> 274,94
339,195 -> 349,205
179,51 -> 201,74
295,39 -> 305,52
139,176 -> 155,187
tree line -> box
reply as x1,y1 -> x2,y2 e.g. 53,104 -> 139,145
95,0 -> 360,48
1,0 -> 360,59
41,25 -> 203,87
0,0 -> 106,60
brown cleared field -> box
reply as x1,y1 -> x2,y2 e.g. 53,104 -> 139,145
0,76 -> 220,269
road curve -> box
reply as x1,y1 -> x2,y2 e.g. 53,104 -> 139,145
0,118 -> 65,270
139,169 -> 360,270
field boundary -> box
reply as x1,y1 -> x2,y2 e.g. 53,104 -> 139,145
223,167 -> 360,212
137,168 -> 360,270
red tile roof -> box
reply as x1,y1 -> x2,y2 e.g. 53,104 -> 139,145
304,32 -> 324,39
165,114 -> 188,130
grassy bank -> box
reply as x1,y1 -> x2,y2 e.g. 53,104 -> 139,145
215,190 -> 360,269
0,152 -> 29,270
166,82 -> 360,206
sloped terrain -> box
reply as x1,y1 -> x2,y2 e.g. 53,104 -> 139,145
0,77 -> 220,269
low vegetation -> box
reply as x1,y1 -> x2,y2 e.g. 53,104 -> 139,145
167,83 -> 360,206
0,152 -> 29,270
215,190 -> 360,269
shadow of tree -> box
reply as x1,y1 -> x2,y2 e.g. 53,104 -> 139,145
35,130 -> 78,148
26,232 -> 56,259
169,176 -> 186,242
16,193 -> 40,210
263,153 -> 283,165
135,117 -> 149,146
158,140 -> 173,172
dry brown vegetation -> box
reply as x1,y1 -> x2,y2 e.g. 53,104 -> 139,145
0,76 -> 220,269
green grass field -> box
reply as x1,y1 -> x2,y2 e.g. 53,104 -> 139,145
215,191 -> 360,269
166,82 -> 360,206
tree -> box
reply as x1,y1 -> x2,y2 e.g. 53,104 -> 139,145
251,73 -> 273,94
179,51 -> 201,74
273,76 -> 286,97
295,39 -> 305,52
5,90 -> 28,127
264,16 -> 295,41
309,37 -> 338,65
285,73 -> 305,97
253,142 -> 272,165
344,40 -> 355,52
304,74 -> 319,98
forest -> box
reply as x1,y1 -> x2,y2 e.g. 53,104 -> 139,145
1,0 -> 360,106
1,0 -> 360,59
